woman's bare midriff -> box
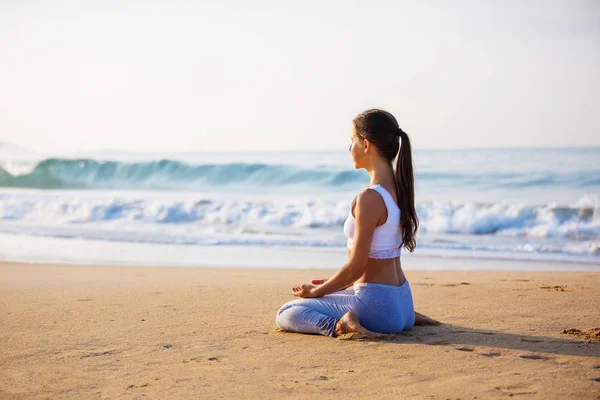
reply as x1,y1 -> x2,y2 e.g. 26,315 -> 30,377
348,250 -> 407,287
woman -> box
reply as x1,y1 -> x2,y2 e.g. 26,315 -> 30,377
275,109 -> 439,337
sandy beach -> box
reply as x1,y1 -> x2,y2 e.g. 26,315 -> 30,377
1,261 -> 599,399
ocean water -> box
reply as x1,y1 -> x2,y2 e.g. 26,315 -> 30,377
0,147 -> 599,268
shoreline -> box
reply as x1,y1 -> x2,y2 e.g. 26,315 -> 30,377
1,232 -> 599,271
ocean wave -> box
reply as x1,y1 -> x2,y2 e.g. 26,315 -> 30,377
1,193 -> 598,243
0,192 -> 598,260
1,158 -> 599,190
0,158 -> 365,190
417,198 -> 599,240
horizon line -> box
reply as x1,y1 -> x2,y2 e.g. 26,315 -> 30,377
2,141 -> 600,154
64,145 -> 600,153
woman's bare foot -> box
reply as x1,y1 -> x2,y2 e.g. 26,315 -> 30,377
414,312 -> 441,326
334,312 -> 381,337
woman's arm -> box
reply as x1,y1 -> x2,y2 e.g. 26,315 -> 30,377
307,190 -> 382,298
311,250 -> 353,288
312,279 -> 353,290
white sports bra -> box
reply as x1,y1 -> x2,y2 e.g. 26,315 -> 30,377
343,184 -> 403,259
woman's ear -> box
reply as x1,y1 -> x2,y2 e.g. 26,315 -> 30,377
363,138 -> 371,154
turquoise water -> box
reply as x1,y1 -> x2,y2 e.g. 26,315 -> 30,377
1,148 -> 598,265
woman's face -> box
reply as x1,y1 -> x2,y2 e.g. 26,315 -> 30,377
349,127 -> 365,169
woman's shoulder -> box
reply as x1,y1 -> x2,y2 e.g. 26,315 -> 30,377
355,188 -> 386,213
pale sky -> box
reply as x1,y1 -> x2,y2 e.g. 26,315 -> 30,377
1,1 -> 599,153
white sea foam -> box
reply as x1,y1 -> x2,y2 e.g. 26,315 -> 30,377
0,191 -> 598,261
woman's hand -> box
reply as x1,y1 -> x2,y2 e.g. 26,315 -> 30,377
292,284 -> 320,298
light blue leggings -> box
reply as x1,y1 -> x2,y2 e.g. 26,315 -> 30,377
275,281 -> 416,336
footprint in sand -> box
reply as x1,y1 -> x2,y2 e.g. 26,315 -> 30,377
455,346 -> 474,352
480,352 -> 501,358
126,383 -> 149,389
540,285 -> 572,292
561,328 -> 600,342
80,349 -> 119,358
495,384 -> 537,397
519,354 -> 552,360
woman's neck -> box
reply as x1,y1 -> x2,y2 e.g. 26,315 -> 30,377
367,159 -> 394,186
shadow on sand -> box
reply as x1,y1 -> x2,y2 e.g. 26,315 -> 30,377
332,324 -> 600,358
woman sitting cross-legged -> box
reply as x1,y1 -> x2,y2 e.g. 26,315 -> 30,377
275,109 -> 440,338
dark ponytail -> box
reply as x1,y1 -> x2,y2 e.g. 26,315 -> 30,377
353,109 -> 419,252
395,128 -> 418,252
